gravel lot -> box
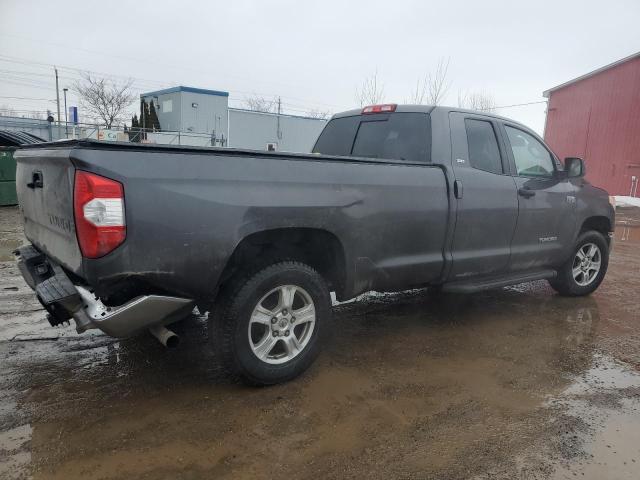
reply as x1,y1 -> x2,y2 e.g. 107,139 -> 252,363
1,205 -> 640,480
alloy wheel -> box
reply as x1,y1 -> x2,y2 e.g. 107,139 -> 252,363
248,285 -> 316,365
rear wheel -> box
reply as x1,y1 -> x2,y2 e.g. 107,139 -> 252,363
209,261 -> 331,385
549,231 -> 609,296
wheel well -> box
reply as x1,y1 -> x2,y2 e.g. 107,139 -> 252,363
580,216 -> 612,238
218,228 -> 347,298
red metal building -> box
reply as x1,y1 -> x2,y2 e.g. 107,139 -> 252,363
543,52 -> 640,196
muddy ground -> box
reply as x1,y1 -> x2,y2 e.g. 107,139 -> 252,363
1,205 -> 640,480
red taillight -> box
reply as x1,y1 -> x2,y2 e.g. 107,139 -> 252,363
362,104 -> 397,114
73,171 -> 126,258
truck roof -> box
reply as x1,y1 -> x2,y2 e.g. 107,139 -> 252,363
332,104 -> 531,130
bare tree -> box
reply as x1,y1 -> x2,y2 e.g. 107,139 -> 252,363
406,57 -> 451,105
405,78 -> 428,105
0,105 -> 46,119
457,90 -> 496,112
74,73 -> 136,128
244,95 -> 276,113
426,57 -> 451,105
306,108 -> 331,120
0,105 -> 17,117
27,111 -> 46,120
355,71 -> 385,107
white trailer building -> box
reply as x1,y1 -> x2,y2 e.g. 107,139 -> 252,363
140,86 -> 327,153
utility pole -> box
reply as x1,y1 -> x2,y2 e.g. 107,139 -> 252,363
63,88 -> 69,138
276,96 -> 282,140
141,99 -> 146,141
54,66 -> 61,139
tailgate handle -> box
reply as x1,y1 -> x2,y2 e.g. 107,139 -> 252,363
27,170 -> 43,189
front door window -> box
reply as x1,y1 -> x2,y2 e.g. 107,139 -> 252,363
505,126 -> 555,177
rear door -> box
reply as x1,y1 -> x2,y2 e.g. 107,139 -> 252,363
448,112 -> 519,279
15,147 -> 82,272
500,123 -> 578,270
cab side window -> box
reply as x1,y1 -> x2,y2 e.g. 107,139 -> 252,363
505,126 -> 555,177
464,119 -> 503,174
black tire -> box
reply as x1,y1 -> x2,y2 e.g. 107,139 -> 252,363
209,261 -> 331,385
549,230 -> 609,297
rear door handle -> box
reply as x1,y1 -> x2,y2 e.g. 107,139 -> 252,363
454,180 -> 463,199
518,187 -> 535,198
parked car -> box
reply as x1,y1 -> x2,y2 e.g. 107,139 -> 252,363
14,104 -> 614,384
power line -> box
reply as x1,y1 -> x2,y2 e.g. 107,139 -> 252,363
0,78 -> 56,92
0,72 -> 339,116
0,68 -> 53,78
0,33 -> 327,100
492,100 -> 547,110
0,52 -> 547,118
0,55 -> 347,111
0,95 -> 53,101
0,55 -> 171,90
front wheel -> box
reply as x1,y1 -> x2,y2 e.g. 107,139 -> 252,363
549,231 -> 609,296
209,261 -> 331,385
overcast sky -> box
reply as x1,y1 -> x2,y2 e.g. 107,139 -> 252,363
1,0 -> 638,134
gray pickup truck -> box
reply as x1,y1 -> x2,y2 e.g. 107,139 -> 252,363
14,104 -> 614,384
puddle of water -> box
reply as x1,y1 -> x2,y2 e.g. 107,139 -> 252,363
1,288 -> 608,480
549,356 -> 640,479
563,357 -> 640,394
0,238 -> 21,262
615,225 -> 640,243
552,405 -> 640,480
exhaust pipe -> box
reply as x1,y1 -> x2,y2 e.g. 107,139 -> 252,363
149,325 -> 180,348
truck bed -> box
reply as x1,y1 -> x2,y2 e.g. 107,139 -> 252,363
15,139 -> 450,304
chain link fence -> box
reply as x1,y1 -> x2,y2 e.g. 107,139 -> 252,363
0,115 -> 224,147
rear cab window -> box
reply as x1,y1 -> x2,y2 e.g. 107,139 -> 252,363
313,113 -> 431,163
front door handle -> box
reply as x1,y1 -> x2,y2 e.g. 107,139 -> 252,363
518,187 -> 535,198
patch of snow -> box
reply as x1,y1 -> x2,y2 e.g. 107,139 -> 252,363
614,196 -> 640,208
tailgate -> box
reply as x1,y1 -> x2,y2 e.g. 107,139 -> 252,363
15,147 -> 82,273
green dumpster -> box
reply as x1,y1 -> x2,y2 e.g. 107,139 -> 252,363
0,148 -> 18,206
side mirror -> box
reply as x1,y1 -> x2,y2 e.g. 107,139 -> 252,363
564,157 -> 585,178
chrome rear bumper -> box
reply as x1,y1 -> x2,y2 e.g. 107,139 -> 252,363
16,245 -> 194,338
73,286 -> 194,337
72,285 -> 194,337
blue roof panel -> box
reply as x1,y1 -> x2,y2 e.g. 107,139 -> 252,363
141,86 -> 229,98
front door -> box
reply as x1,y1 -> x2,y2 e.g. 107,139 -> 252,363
448,113 -> 519,280
500,123 -> 578,270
